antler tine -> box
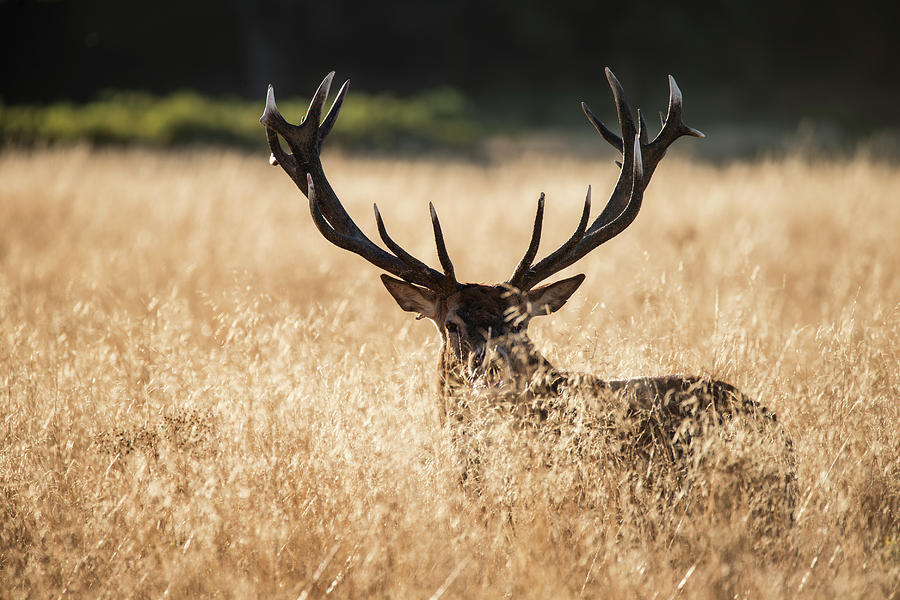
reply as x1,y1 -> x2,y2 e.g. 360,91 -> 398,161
663,75 -> 706,138
261,84 -> 290,132
579,68 -> 640,229
429,203 -> 458,286
644,75 -> 705,176
559,186 -> 593,255
582,102 -> 623,153
508,193 -> 545,287
263,73 -> 456,293
520,137 -> 643,290
605,68 -> 638,147
319,79 -> 349,145
638,109 -> 648,146
304,71 -> 334,128
373,204 -> 442,282
514,187 -> 591,289
579,67 -> 637,154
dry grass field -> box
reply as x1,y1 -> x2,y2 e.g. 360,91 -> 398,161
1,145 -> 899,598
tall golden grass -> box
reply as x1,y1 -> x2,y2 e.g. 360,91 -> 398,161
1,145 -> 898,598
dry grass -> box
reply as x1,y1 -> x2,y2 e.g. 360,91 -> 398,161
1,145 -> 898,598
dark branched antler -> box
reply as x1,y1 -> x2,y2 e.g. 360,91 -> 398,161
508,68 -> 704,291
261,72 -> 458,293
263,69 -> 702,295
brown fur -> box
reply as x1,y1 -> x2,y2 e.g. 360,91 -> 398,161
425,287 -> 797,527
412,282 -> 789,466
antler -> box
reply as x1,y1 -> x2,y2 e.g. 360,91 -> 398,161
508,68 -> 704,291
260,72 -> 458,293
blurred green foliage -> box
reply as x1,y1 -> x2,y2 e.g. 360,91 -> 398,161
0,88 -> 476,151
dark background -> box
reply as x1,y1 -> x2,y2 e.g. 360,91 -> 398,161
3,0 -> 899,135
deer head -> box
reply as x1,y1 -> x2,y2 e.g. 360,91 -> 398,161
260,69 -> 703,396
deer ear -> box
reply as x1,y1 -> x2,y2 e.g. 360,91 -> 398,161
380,275 -> 440,320
526,274 -> 585,317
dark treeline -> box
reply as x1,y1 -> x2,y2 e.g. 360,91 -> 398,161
3,0 -> 899,129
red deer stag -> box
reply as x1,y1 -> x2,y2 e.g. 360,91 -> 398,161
260,70 -> 785,459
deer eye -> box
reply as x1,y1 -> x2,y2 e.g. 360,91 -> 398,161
445,322 -> 460,334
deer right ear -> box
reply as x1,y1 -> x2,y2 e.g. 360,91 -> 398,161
526,273 -> 586,316
380,275 -> 440,320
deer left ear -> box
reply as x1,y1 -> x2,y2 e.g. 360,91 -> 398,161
380,274 -> 440,320
526,274 -> 586,317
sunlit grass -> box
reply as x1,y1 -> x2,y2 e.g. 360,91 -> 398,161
1,146 -> 898,598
